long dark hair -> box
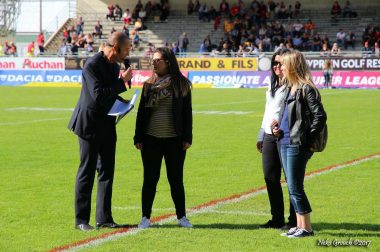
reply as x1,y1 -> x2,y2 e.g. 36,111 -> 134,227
270,48 -> 290,97
145,47 -> 192,97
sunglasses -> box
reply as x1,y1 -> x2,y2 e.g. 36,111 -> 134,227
151,58 -> 165,65
272,61 -> 282,67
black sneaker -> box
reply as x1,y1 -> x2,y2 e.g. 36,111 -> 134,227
259,220 -> 285,229
288,228 -> 314,238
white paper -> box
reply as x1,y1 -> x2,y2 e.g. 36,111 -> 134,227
108,89 -> 140,124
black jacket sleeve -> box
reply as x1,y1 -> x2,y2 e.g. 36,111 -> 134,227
304,86 -> 327,141
83,61 -> 126,108
182,90 -> 193,144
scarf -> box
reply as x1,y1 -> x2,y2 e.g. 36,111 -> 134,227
145,75 -> 172,107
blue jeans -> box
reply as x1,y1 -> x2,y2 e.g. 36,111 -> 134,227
280,144 -> 313,214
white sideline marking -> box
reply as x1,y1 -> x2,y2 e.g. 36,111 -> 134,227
114,207 -> 268,216
114,206 -> 176,211
53,153 -> 380,252
193,100 -> 264,108
207,210 -> 269,216
193,110 -> 252,115
4,107 -> 253,116
191,90 -> 351,109
5,107 -> 74,111
0,117 -> 67,126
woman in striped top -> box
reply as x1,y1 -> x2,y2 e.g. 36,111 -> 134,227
134,47 -> 193,229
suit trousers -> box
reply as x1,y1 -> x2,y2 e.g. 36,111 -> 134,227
262,133 -> 296,225
141,134 -> 186,219
75,136 -> 116,225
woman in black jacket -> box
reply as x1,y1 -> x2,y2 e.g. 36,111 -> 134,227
134,47 -> 193,229
273,50 -> 327,238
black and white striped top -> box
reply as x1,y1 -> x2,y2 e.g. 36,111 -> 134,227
145,91 -> 177,138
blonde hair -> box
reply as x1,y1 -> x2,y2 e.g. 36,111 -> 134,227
282,50 -> 316,88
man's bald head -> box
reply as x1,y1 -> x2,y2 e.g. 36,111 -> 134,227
105,31 -> 131,63
108,31 -> 128,48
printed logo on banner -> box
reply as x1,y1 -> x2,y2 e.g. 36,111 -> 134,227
0,57 -> 65,70
0,70 -> 82,86
312,71 -> 380,88
307,57 -> 380,70
178,58 -> 258,71
188,71 -> 271,88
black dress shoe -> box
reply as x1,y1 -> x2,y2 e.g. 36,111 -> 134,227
75,223 -> 95,231
96,222 -> 129,229
259,220 -> 285,229
281,222 -> 297,230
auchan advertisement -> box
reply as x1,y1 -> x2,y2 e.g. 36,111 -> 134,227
0,57 -> 65,70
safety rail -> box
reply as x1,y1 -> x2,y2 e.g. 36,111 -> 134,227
5,50 -> 378,59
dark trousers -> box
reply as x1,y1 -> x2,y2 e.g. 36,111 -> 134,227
75,137 -> 116,225
141,135 -> 186,219
262,133 -> 296,225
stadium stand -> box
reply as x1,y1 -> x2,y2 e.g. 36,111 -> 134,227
2,0 -> 380,57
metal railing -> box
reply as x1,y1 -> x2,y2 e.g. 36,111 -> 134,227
10,50 -> 379,59
0,0 -> 21,36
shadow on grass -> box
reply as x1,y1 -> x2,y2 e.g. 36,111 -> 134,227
314,222 -> 380,237
152,222 -> 380,236
152,223 -> 260,230
314,222 -> 380,232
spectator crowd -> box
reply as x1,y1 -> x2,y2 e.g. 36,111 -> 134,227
1,0 -> 380,58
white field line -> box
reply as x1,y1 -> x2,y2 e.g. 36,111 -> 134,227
2,90 -> 352,114
192,99 -> 264,108
5,107 -> 74,111
114,206 -> 176,211
51,153 -> 380,252
0,117 -> 67,126
191,90 -> 352,109
4,107 -> 254,116
114,207 -> 268,216
193,110 -> 252,115
207,210 -> 269,216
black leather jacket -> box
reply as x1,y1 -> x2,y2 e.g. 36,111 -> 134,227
281,84 -> 327,147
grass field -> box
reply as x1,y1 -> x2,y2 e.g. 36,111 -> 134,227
0,86 -> 379,251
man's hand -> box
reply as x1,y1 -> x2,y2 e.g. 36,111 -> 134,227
183,142 -> 191,150
121,67 -> 133,84
135,143 -> 143,150
256,141 -> 263,153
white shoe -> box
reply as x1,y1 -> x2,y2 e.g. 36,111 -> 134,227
138,217 -> 150,229
281,227 -> 298,236
178,216 -> 193,228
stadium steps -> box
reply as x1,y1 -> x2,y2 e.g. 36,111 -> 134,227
293,8 -> 379,50
43,6 -> 379,55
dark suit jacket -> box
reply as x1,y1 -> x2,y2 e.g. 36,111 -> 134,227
68,52 -> 127,142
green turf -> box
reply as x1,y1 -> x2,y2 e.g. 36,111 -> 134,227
0,87 -> 379,251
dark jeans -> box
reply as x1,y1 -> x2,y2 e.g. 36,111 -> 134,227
324,73 -> 331,88
262,133 -> 296,225
75,137 -> 116,225
141,134 -> 187,219
280,144 -> 313,214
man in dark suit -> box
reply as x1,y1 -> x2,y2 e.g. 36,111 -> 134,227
68,32 -> 133,231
